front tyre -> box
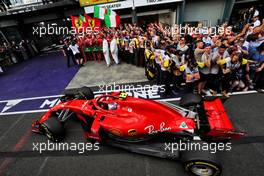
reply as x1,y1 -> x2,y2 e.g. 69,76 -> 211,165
62,86 -> 94,101
77,86 -> 94,100
41,116 -> 65,142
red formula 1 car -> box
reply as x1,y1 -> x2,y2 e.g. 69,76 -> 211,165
32,87 -> 244,176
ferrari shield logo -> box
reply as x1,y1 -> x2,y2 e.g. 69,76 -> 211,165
128,129 -> 137,136
75,19 -> 83,28
88,19 -> 95,28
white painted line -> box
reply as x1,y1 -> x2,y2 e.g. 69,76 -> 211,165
0,109 -> 49,116
228,90 -> 257,95
213,90 -> 258,97
0,86 -> 160,103
158,98 -> 181,102
144,158 -> 151,176
37,157 -> 49,176
0,95 -> 63,103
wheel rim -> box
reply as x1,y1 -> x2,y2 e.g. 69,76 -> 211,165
190,164 -> 213,176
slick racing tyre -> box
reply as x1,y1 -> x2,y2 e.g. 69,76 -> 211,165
63,87 -> 94,100
41,116 -> 65,142
181,142 -> 222,176
77,86 -> 94,100
180,93 -> 202,108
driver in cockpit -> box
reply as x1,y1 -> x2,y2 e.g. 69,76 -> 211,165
108,102 -> 118,110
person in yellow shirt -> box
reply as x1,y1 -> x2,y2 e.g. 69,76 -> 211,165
158,49 -> 173,96
144,41 -> 156,80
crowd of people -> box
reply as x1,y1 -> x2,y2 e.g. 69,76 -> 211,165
0,39 -> 39,73
64,10 -> 263,97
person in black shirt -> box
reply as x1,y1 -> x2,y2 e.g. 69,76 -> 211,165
61,39 -> 76,68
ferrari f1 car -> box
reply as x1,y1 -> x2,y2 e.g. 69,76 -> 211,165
32,87 -> 244,176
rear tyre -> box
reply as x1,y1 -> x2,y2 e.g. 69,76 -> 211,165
181,142 -> 222,176
77,86 -> 94,100
60,87 -> 94,121
41,117 -> 65,142
180,93 -> 202,107
63,87 -> 94,100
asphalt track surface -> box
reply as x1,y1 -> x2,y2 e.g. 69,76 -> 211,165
0,93 -> 263,176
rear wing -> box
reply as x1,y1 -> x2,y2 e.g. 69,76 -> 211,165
203,98 -> 245,139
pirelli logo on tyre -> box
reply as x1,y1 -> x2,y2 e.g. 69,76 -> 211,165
128,129 -> 137,136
